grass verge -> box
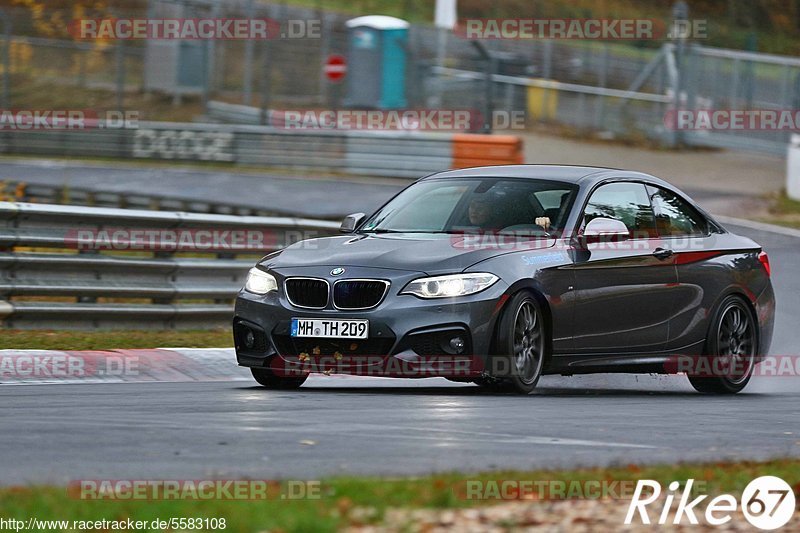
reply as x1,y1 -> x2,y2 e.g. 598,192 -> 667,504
762,191 -> 800,229
0,329 -> 232,351
1,459 -> 798,532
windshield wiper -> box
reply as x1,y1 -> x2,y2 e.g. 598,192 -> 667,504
361,229 -> 454,234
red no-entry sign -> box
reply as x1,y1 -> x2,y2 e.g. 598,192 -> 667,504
324,54 -> 347,82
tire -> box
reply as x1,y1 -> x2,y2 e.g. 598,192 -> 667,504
250,367 -> 307,389
687,295 -> 757,394
484,291 -> 547,394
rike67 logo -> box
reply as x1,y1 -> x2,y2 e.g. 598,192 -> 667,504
625,476 -> 796,530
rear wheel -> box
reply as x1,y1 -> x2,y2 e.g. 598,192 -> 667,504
481,292 -> 546,394
251,367 -> 307,389
688,295 -> 757,394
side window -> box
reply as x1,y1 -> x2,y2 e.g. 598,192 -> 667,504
532,188 -> 574,231
583,182 -> 656,239
648,186 -> 708,237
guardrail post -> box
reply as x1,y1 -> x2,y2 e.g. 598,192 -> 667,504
77,249 -> 100,305
671,1 -> 689,147
115,21 -> 125,110
595,44 -> 609,131
242,0 -> 255,105
470,40 -> 495,134
259,39 -> 272,125
318,12 -> 332,106
0,8 -> 10,108
153,249 -> 176,306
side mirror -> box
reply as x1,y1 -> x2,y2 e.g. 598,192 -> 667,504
581,217 -> 630,244
340,212 -> 365,233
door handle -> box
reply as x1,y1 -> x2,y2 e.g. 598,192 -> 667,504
653,248 -> 674,260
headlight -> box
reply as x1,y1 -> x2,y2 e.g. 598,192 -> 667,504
401,273 -> 499,298
244,268 -> 277,294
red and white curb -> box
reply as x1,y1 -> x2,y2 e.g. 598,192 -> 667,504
3,348 -> 792,392
0,348 -> 249,385
0,348 -> 467,388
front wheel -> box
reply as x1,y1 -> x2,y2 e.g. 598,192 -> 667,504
485,292 -> 547,394
688,295 -> 757,394
251,367 -> 307,389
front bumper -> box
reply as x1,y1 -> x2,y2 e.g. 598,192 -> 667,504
233,266 -> 508,379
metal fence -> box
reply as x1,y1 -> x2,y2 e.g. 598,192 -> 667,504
426,40 -> 800,154
679,45 -> 800,155
0,201 -> 339,329
2,3 -> 799,154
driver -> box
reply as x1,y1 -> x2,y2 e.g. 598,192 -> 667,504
468,197 -> 494,227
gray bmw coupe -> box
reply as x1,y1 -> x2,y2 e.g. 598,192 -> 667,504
234,165 -> 775,394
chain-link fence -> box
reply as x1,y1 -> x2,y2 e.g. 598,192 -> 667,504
680,45 -> 800,154
1,1 -> 799,153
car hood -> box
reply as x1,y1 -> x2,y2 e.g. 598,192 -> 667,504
262,233 -> 555,274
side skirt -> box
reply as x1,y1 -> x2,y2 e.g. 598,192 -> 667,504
545,341 -> 705,375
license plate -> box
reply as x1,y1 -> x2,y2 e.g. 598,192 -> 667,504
291,318 -> 369,339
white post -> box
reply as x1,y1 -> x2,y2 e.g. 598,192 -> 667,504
432,0 -> 457,108
787,134 -> 800,201
434,0 -> 458,37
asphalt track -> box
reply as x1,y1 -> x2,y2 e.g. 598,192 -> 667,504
1,222 -> 799,485
0,159 -> 402,219
0,158 -> 756,220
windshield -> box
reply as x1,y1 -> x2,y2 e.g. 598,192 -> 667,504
360,178 -> 578,237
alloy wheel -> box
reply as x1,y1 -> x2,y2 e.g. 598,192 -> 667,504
716,302 -> 756,385
512,301 -> 544,385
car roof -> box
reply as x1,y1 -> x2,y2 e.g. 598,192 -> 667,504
417,163 -> 721,229
420,164 -> 668,188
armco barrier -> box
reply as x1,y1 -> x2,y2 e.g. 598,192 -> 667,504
0,180 -> 294,217
452,134 -> 525,169
344,131 -> 453,177
0,120 -> 524,179
0,202 -> 339,329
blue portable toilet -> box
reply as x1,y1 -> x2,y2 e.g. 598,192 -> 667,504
344,15 -> 409,109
